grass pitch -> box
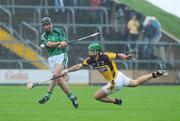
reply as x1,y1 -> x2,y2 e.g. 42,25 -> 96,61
0,85 -> 179,121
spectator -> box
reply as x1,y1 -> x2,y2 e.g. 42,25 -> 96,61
123,5 -> 130,22
54,0 -> 65,12
143,16 -> 161,42
101,0 -> 109,7
127,15 -> 140,51
90,0 -> 101,23
136,12 -> 145,31
116,6 -> 125,24
142,20 -> 156,59
73,0 -> 78,6
143,16 -> 165,61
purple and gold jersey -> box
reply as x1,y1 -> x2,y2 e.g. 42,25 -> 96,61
82,52 -> 118,82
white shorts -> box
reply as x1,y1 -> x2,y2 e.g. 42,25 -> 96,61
102,71 -> 131,94
48,53 -> 68,72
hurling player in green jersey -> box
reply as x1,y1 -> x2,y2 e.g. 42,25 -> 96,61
39,17 -> 78,108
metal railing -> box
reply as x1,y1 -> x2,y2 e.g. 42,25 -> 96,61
0,27 -> 44,68
0,5 -> 12,34
20,21 -> 42,54
0,39 -> 180,69
20,21 -> 39,45
30,23 -> 124,41
0,60 -> 24,69
2,5 -> 110,25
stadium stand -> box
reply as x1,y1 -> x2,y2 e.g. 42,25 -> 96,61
0,27 -> 48,69
0,0 -> 180,71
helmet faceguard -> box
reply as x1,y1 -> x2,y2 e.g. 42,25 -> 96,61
41,17 -> 52,32
88,43 -> 102,57
41,17 -> 51,25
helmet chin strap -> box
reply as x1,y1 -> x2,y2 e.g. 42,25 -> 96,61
94,51 -> 101,59
94,50 -> 98,55
89,50 -> 99,58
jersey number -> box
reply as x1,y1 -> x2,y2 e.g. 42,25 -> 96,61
97,67 -> 107,72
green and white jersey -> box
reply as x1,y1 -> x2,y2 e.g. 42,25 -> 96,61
41,27 -> 67,57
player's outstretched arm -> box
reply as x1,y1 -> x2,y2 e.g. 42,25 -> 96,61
117,53 -> 134,60
61,63 -> 84,75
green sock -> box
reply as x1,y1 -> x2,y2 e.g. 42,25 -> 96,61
45,91 -> 52,98
67,93 -> 75,100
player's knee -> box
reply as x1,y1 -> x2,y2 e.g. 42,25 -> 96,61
94,96 -> 100,101
128,80 -> 139,87
94,94 -> 101,101
53,73 -> 58,78
63,75 -> 69,82
53,73 -> 61,82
